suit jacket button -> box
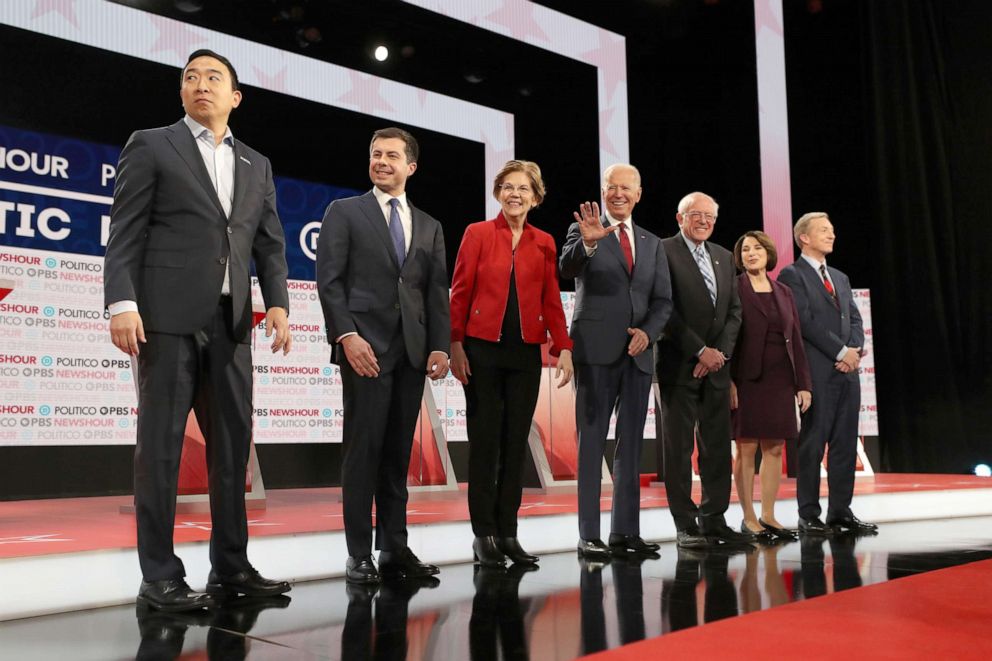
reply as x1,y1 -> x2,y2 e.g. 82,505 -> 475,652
474,309 -> 480,314
538,315 -> 543,321
218,257 -> 227,265
226,227 -> 233,234
399,277 -> 403,284
394,303 -> 401,310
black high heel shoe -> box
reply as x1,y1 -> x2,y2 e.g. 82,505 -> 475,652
758,518 -> 798,540
741,521 -> 775,542
497,537 -> 539,564
472,536 -> 507,567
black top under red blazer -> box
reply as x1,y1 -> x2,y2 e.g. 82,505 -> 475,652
731,272 -> 813,392
450,213 -> 572,356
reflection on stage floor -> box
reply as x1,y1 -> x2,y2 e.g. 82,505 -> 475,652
3,515 -> 991,660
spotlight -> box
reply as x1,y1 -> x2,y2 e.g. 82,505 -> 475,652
975,464 -> 991,477
374,45 -> 389,62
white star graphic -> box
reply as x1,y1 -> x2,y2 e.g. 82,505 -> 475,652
0,533 -> 73,545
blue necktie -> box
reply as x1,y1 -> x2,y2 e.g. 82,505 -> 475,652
388,198 -> 406,267
694,244 -> 717,306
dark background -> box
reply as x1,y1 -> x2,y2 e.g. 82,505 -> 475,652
2,0 -> 990,498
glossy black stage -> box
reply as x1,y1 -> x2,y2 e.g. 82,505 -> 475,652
3,516 -> 991,660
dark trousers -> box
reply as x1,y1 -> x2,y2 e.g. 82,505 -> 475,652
134,298 -> 253,581
659,378 -> 732,531
340,339 -> 425,558
575,358 -> 652,540
797,373 -> 859,520
463,339 -> 542,538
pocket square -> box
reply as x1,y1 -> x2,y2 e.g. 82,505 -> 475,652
239,155 -> 252,165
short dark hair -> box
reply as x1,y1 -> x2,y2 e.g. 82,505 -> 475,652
183,49 -> 240,91
370,127 -> 419,163
733,230 -> 779,271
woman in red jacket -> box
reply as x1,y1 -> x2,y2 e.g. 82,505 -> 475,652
450,160 -> 574,567
731,231 -> 812,541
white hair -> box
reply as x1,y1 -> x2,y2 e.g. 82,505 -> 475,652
602,163 -> 641,188
677,191 -> 719,215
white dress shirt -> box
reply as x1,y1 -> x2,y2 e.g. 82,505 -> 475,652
372,186 -> 413,253
108,115 -> 235,316
583,212 -> 636,261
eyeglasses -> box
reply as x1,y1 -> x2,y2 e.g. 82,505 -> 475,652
684,211 -> 716,223
499,183 -> 532,195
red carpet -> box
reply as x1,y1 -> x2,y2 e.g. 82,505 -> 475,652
583,558 -> 992,660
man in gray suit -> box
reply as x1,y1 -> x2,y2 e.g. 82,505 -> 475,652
561,164 -> 673,558
655,192 -> 753,548
105,50 -> 292,611
316,128 -> 450,584
777,212 -> 876,536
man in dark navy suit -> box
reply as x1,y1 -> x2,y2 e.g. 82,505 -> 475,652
777,212 -> 877,536
560,164 -> 672,558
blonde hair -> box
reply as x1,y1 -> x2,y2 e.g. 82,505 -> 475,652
492,160 -> 546,206
793,212 -> 830,248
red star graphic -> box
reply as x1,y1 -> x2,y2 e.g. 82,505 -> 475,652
149,15 -> 208,60
252,64 -> 288,94
0,279 -> 14,302
755,0 -> 785,38
337,72 -> 395,114
582,31 -> 627,102
31,0 -> 79,28
486,0 -> 549,43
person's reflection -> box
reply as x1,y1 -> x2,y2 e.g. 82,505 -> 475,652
579,557 -> 608,655
612,555 -> 647,644
739,540 -> 793,613
135,606 -> 209,661
342,577 -> 440,661
469,564 -> 535,660
662,546 -> 751,632
800,530 -> 865,599
207,594 -> 292,660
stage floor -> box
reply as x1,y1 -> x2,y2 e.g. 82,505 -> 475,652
2,473 -> 992,625
2,515 -> 991,660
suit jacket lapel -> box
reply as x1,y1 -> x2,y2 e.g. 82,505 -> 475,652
671,232 -> 711,307
601,217 -> 630,275
739,273 -> 767,317
230,141 -> 250,220
165,120 -> 226,219
359,190 -> 400,271
800,259 -> 838,307
630,223 -> 650,280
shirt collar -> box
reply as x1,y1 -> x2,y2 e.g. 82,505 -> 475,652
183,114 -> 234,146
604,211 -> 634,229
680,230 -> 705,253
372,186 -> 408,212
801,253 -> 826,270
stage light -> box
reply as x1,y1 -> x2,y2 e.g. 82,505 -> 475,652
975,464 -> 991,477
374,46 -> 389,62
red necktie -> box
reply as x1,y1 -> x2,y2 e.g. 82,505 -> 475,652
618,222 -> 633,273
820,264 -> 838,305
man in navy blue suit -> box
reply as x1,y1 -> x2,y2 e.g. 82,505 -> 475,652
560,164 -> 673,558
777,212 -> 878,536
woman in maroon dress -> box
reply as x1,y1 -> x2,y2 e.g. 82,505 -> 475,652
731,231 -> 812,540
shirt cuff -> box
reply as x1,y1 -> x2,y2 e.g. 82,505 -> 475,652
108,300 -> 139,316
835,346 -> 848,361
583,242 -> 597,256
335,331 -> 358,343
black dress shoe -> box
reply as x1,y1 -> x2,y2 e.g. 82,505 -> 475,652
741,521 -> 776,543
497,537 -> 539,564
758,518 -> 798,539
577,538 -> 612,558
137,579 -> 216,612
826,514 -> 879,534
379,546 -> 440,580
608,533 -> 661,555
345,555 -> 381,584
676,527 -> 709,549
473,536 -> 507,567
798,516 -> 834,536
702,522 -> 756,545
207,568 -> 291,597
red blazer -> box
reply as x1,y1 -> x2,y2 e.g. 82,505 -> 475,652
450,213 -> 573,356
732,272 -> 812,392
